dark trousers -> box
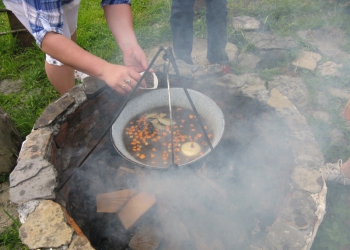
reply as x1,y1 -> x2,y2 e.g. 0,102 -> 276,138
170,0 -> 229,65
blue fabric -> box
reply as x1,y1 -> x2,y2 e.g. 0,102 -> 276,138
3,0 -> 131,46
170,0 -> 229,65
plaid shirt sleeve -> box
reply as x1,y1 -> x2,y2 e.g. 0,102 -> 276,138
17,0 -> 130,47
101,0 -> 131,6
21,0 -> 67,47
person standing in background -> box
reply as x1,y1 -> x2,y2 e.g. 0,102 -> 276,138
170,0 -> 231,74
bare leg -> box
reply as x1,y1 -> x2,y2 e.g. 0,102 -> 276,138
45,31 -> 77,95
341,157 -> 350,178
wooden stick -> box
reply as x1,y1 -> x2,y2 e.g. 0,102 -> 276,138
0,29 -> 28,36
118,192 -> 156,230
61,206 -> 85,237
96,189 -> 137,213
129,223 -> 161,250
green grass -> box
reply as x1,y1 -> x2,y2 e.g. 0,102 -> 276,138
0,210 -> 28,250
1,0 -> 350,249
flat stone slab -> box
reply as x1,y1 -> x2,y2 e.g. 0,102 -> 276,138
327,87 -> 350,100
10,159 -> 57,204
232,15 -> 260,30
312,111 -> 330,123
318,61 -> 343,77
19,200 -> 74,249
68,236 -> 95,250
267,88 -> 295,110
298,26 -> 350,59
245,31 -> 297,50
0,79 -> 23,95
291,167 -> 323,193
267,75 -> 309,112
34,94 -> 75,129
17,128 -> 53,162
292,51 -> 322,71
236,52 -> 261,69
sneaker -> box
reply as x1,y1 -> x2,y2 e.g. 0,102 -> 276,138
220,64 -> 231,74
177,57 -> 194,65
321,159 -> 350,185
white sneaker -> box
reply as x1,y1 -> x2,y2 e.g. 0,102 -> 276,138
321,159 -> 350,185
74,70 -> 89,81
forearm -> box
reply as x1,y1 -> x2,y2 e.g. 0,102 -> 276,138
41,32 -> 109,79
103,4 -> 139,52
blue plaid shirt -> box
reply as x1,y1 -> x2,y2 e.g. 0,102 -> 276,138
3,0 -> 131,46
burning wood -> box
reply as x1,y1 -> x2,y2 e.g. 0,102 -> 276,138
118,192 -> 156,230
114,166 -> 137,190
129,223 -> 161,250
96,189 -> 138,213
61,206 -> 85,237
157,200 -> 194,250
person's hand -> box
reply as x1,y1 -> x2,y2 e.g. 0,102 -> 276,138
101,62 -> 147,95
122,45 -> 150,73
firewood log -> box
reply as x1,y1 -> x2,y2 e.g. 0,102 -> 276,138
118,192 -> 156,230
129,223 -> 161,250
96,189 -> 138,213
114,166 -> 136,190
156,200 -> 196,250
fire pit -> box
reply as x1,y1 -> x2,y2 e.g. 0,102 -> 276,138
9,69 -> 326,250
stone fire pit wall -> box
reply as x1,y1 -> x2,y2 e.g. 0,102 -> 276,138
9,75 -> 327,250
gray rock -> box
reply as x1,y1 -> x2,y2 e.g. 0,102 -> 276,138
19,200 -> 74,249
17,128 -> 53,162
318,61 -> 343,77
68,235 -> 94,250
291,167 -> 323,193
327,87 -> 350,100
232,15 -> 260,31
17,200 -> 40,224
0,79 -> 23,95
236,52 -> 261,69
83,77 -> 106,97
245,31 -> 297,50
280,191 -> 317,230
217,74 -> 247,88
330,128 -> 346,146
298,26 -> 350,60
317,92 -> 328,109
10,159 -> 57,205
265,219 -> 308,250
292,51 -> 322,71
312,111 -> 330,123
0,107 -> 22,173
257,50 -> 291,69
267,88 -> 295,110
34,94 -> 75,129
268,75 -> 309,112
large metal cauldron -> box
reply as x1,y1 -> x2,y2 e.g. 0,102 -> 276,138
111,88 -> 225,169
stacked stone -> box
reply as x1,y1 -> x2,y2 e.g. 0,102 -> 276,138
9,78 -> 109,250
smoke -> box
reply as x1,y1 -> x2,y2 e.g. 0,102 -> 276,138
63,92 -> 295,249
